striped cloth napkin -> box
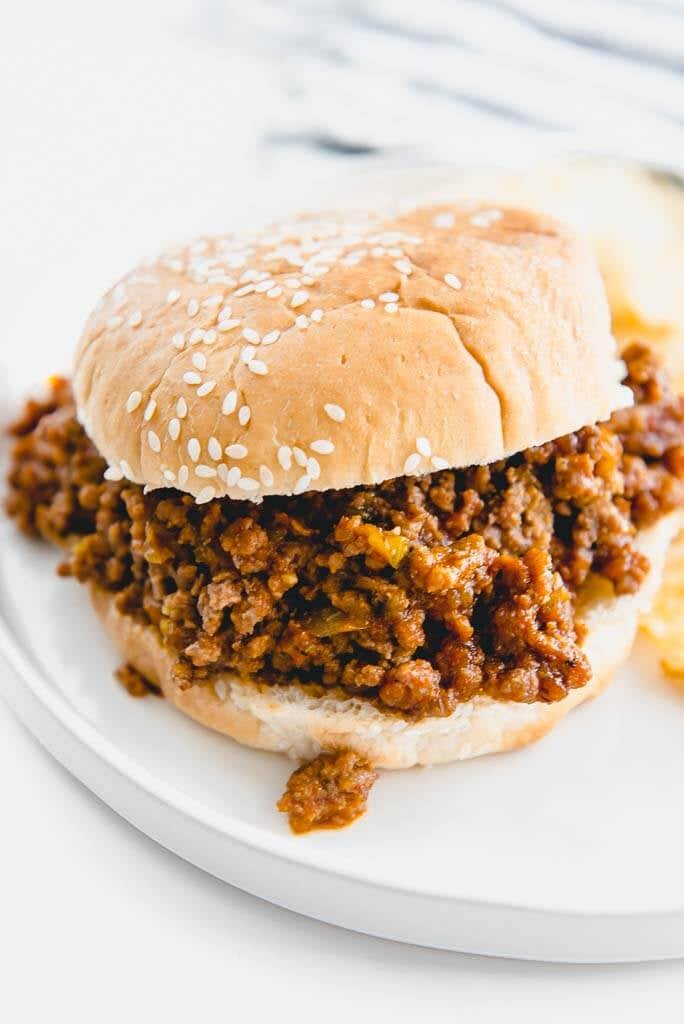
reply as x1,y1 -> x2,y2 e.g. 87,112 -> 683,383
208,0 -> 684,167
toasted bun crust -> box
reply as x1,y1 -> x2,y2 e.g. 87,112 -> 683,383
74,202 -> 630,502
420,158 -> 684,381
90,512 -> 682,769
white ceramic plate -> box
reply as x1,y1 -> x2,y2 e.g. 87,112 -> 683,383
3,526 -> 684,962
2,154 -> 684,964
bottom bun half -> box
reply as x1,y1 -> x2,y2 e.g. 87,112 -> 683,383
91,513 -> 682,770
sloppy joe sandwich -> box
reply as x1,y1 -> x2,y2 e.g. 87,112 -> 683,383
6,201 -> 684,831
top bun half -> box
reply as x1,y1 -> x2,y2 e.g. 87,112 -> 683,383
74,201 -> 631,502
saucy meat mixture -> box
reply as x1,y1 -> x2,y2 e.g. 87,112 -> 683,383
277,750 -> 379,834
6,345 -> 684,723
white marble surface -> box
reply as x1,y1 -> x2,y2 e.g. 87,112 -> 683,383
2,1 -> 684,1017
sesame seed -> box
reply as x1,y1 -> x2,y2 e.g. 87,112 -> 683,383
166,289 -> 181,304
403,453 -> 421,475
293,474 -> 311,495
214,679 -> 227,701
218,318 -> 240,332
225,444 -> 247,459
307,457 -> 321,480
178,465 -> 189,487
120,460 -> 133,479
143,399 -> 157,422
470,209 -> 502,227
172,332 -> 185,350
126,390 -> 142,413
360,299 -> 375,309
311,308 -> 324,323
128,310 -> 143,327
310,439 -> 334,454
301,275 -> 315,286
202,294 -> 223,307
203,329 -> 217,345
113,283 -> 127,303
291,290 -> 309,308
385,302 -> 399,313
295,315 -> 309,329
433,212 -> 455,229
217,464 -> 229,484
293,446 -> 308,468
379,292 -> 399,303
104,465 -> 124,481
163,469 -> 176,482
168,418 -> 181,441
431,456 -> 449,470
254,279 -> 275,293
248,360 -> 268,376
176,397 -> 188,418
416,436 -> 431,457
192,352 -> 207,371
324,403 -> 346,422
262,329 -> 280,346
227,466 -> 241,486
183,371 -> 202,385
259,465 -> 274,487
108,315 -> 124,329
189,328 -> 205,345
187,298 -> 199,316
207,436 -> 222,461
238,405 -> 251,426
218,305 -> 232,321
444,273 -> 462,290
394,259 -> 412,275
277,446 -> 292,471
188,438 -> 201,462
237,477 -> 259,492
241,345 -> 256,364
242,327 -> 260,344
234,283 -> 254,297
196,465 -> 217,478
285,278 -> 301,289
222,391 -> 238,415
147,430 -> 161,453
197,380 -> 216,397
196,486 -> 216,505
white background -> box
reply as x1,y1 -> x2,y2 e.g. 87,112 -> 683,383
2,2 -> 684,1019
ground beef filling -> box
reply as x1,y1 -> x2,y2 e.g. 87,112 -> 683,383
6,345 -> 684,717
277,750 -> 378,834
115,662 -> 162,698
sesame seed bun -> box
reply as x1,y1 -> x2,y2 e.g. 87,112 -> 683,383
90,512 -> 682,769
74,202 -> 631,502
424,158 -> 684,389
